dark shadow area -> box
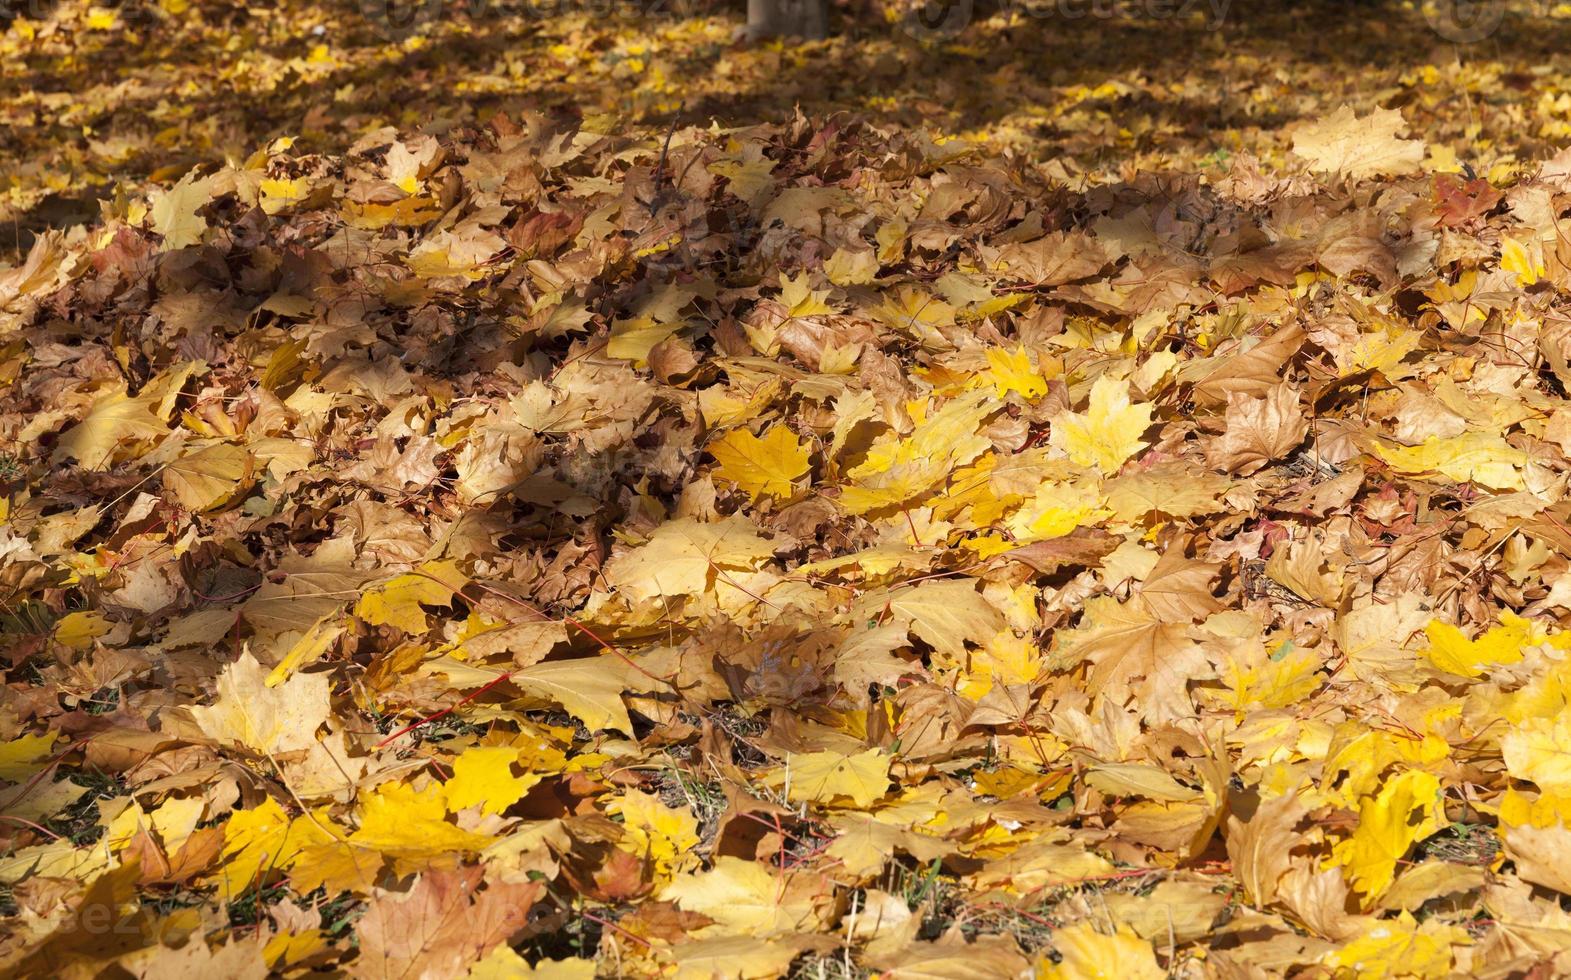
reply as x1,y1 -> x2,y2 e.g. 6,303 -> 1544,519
3,0 -> 1568,256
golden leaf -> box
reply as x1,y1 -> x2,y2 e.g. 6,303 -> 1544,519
783,748 -> 891,809
149,172 -> 212,250
444,745 -> 544,816
709,425 -> 812,502
1038,922 -> 1165,980
190,651 -> 329,757
1330,770 -> 1443,901
1050,375 -> 1154,474
1292,105 -> 1425,179
163,442 -> 253,511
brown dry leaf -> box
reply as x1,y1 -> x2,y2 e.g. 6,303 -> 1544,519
866,935 -> 1033,980
352,868 -> 542,979
1226,792 -> 1309,908
991,232 -> 1109,286
1205,384 -> 1309,475
1134,551 -> 1223,623
1053,596 -> 1209,721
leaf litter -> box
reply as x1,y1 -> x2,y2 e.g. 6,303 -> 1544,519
8,0 -> 1571,977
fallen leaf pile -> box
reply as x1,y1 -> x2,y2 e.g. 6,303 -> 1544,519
11,1 -> 1571,978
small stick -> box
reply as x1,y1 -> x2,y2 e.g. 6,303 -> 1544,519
648,104 -> 686,217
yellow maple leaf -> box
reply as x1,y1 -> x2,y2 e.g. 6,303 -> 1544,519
54,361 -> 199,471
105,796 -> 205,856
659,856 -> 828,938
287,839 -> 384,897
0,839 -> 112,886
1503,714 -> 1571,797
1322,730 -> 1450,809
405,228 -> 504,280
870,286 -> 957,349
841,389 -> 994,515
1498,786 -> 1571,829
1039,922 -> 1165,980
1501,235 -> 1546,287
258,177 -> 316,215
836,465 -> 946,515
606,788 -> 700,882
344,196 -> 444,230
607,313 -> 682,365
1330,769 -> 1442,900
1291,105 -> 1425,179
1422,615 -> 1534,678
190,651 -> 329,757
163,442 -> 253,512
952,632 -> 1044,701
1050,375 -> 1154,474
149,172 -> 212,250
1005,479 -> 1110,542
216,798 -> 338,897
824,246 -> 879,286
350,781 -> 497,859
782,748 -> 891,809
443,745 -> 543,816
849,579 -> 1005,658
512,658 -> 636,736
778,271 -> 834,317
1337,323 -> 1423,377
0,732 -> 56,781
709,425 -> 811,501
266,617 -> 346,687
1218,641 -> 1323,712
1322,911 -> 1466,980
708,154 -> 775,204
54,388 -> 167,470
981,346 -> 1051,401
265,928 -> 334,975
53,610 -> 112,650
355,561 -> 465,634
1374,432 -> 1528,491
601,515 -> 776,603
468,947 -> 595,980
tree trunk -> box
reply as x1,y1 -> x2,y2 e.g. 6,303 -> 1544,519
747,0 -> 829,40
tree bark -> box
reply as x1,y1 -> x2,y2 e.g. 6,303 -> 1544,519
746,0 -> 829,40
